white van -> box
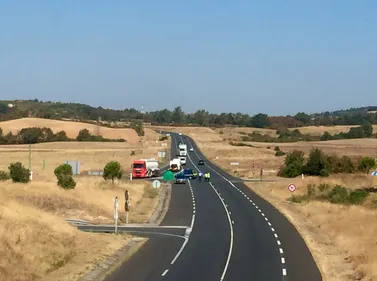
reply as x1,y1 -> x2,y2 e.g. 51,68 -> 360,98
179,156 -> 187,165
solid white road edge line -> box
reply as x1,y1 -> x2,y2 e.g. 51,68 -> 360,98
170,180 -> 196,265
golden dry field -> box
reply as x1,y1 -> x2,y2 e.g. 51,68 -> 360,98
149,125 -> 377,281
0,125 -> 168,281
0,118 -> 140,143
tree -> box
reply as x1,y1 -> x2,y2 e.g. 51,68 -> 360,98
303,148 -> 331,177
321,131 -> 332,141
248,113 -> 270,128
172,106 -> 184,124
361,122 -> 373,138
294,112 -> 311,124
76,128 -> 92,141
54,130 -> 69,141
54,164 -> 76,189
103,161 -> 123,184
358,157 -> 376,174
278,150 -> 305,178
8,162 -> 30,183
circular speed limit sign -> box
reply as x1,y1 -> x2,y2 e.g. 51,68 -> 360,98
288,183 -> 296,192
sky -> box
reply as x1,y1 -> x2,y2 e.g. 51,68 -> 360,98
0,1 -> 376,116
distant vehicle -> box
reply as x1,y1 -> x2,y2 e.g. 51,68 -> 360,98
183,168 -> 197,179
179,144 -> 187,156
179,133 -> 182,136
170,158 -> 181,172
189,148 -> 194,152
175,172 -> 187,184
198,160 -> 204,165
132,159 -> 160,178
179,156 -> 187,165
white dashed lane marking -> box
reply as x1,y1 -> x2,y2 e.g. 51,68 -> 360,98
185,136 -> 288,278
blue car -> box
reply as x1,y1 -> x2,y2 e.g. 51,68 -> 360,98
183,168 -> 197,179
175,172 -> 187,184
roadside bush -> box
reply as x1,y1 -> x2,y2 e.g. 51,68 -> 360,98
8,162 -> 30,183
303,148 -> 331,177
274,146 -> 280,151
130,150 -> 136,156
348,190 -> 369,205
0,170 -> 10,181
54,164 -> 76,189
103,161 -> 123,184
129,121 -> 145,136
229,142 -> 254,147
275,150 -> 286,156
358,157 -> 376,174
278,150 -> 305,178
327,185 -> 348,204
159,136 -> 168,141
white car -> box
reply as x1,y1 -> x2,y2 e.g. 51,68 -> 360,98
190,148 -> 194,152
179,133 -> 182,136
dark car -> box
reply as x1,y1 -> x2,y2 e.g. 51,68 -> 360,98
175,172 -> 187,184
198,160 -> 204,165
183,168 -> 197,179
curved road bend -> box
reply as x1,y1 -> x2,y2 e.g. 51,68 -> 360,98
182,134 -> 322,281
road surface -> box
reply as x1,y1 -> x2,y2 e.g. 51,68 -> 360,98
105,133 -> 322,281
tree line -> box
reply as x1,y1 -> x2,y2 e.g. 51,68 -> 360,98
0,127 -> 126,144
1,99 -> 377,129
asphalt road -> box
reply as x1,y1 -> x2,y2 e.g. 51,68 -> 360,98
105,132 -> 322,281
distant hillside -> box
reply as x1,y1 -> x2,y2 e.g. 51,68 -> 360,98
0,118 -> 140,144
1,99 -> 377,129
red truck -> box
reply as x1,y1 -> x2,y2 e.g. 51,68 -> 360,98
131,158 -> 160,178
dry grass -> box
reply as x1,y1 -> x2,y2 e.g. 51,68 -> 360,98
0,127 -> 166,281
292,125 -> 377,136
0,177 -> 159,281
247,174 -> 377,281
0,118 -> 140,143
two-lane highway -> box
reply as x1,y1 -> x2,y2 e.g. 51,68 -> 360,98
106,133 -> 322,281
182,134 -> 322,281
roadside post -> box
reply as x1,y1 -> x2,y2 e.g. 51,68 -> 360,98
114,196 -> 119,233
288,183 -> 296,203
130,173 -> 133,181
125,190 -> 130,224
260,166 -> 263,181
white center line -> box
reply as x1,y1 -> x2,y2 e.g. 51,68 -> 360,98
161,269 -> 169,276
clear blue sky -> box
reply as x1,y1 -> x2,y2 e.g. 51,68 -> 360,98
0,1 -> 376,115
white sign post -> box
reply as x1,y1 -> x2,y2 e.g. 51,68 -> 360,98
288,183 -> 296,202
114,196 -> 119,234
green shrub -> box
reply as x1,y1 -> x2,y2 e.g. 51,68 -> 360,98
358,157 -> 376,174
289,194 -> 308,203
129,121 -> 145,136
130,150 -> 136,156
159,136 -> 168,141
8,162 -> 30,183
103,161 -> 123,184
347,190 -> 369,205
303,148 -> 331,177
275,150 -> 286,156
54,164 -> 76,189
327,185 -> 348,204
274,146 -> 280,151
0,170 -> 10,181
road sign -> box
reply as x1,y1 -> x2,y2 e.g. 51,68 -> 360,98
152,180 -> 161,189
114,197 -> 119,219
288,183 -> 296,192
371,171 -> 377,176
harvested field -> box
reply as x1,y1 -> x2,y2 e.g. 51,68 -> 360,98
0,118 -> 140,143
